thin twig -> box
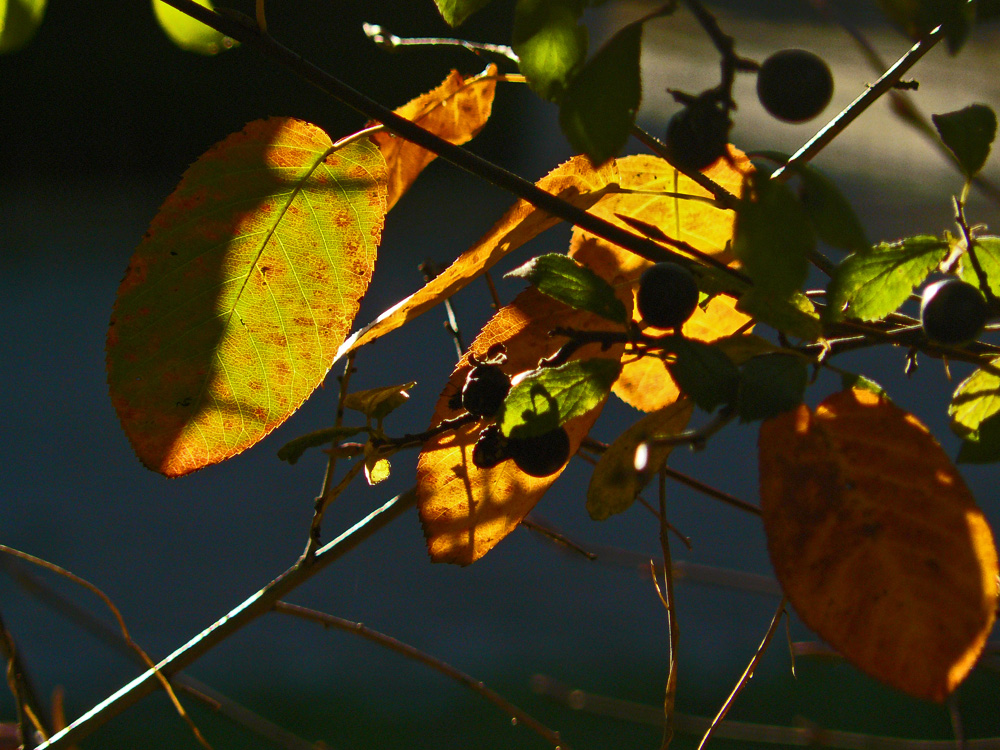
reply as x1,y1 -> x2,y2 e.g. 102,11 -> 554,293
362,22 -> 519,63
272,602 -> 569,750
695,597 -> 787,750
0,557 -> 321,750
0,610 -> 47,744
773,26 -> 945,178
420,259 -> 465,359
0,546 -> 212,750
660,465 -> 760,516
33,489 -> 418,750
521,516 -> 598,560
657,471 -> 679,749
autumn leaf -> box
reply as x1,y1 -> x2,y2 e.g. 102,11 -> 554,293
369,65 -> 498,211
759,388 -> 999,702
107,118 -> 387,476
337,154 -> 620,359
417,287 -> 625,564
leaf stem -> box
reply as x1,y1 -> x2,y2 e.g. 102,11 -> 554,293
32,489 -> 418,750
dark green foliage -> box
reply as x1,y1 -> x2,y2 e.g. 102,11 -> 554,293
664,95 -> 731,172
433,0 -> 495,26
796,165 -> 870,253
932,104 -> 997,178
636,262 -> 699,329
462,363 -> 511,418
756,49 -> 833,123
508,426 -> 571,476
920,277 -> 989,344
559,22 -> 643,165
737,353 -> 808,422
506,254 -> 628,323
666,338 -> 741,412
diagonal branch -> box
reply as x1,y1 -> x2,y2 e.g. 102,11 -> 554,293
32,489 -> 417,750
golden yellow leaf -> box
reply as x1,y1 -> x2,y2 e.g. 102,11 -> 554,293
337,155 -> 620,360
370,65 -> 498,211
417,288 -> 625,564
759,388 -> 999,702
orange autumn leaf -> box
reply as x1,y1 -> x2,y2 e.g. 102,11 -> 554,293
417,287 -> 626,565
336,154 -> 620,360
759,388 -> 999,702
370,65 -> 498,211
569,151 -> 753,412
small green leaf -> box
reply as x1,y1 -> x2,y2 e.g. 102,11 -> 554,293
433,0 -> 494,26
933,104 -> 997,177
152,0 -> 231,55
733,174 -> 814,298
666,338 -> 740,412
839,372 -> 888,397
736,288 -> 822,342
0,0 -> 45,52
712,333 -> 780,364
558,21 -> 643,164
499,358 -> 620,438
343,382 -> 417,421
949,358 -> 1000,437
826,236 -> 948,321
797,166 -> 870,254
586,399 -> 693,520
506,253 -> 628,323
512,0 -> 588,101
958,412 -> 1000,463
959,237 -> 1000,293
277,425 -> 366,465
737,353 -> 808,423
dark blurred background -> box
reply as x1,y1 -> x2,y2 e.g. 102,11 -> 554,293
2,1 -> 999,748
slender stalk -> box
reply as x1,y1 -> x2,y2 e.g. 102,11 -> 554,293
33,489 -> 417,750
273,602 -> 569,750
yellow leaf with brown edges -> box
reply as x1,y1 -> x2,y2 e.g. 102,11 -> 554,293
370,65 -> 498,211
569,150 -> 753,412
759,388 -> 999,702
336,155 -> 620,360
418,287 -> 627,564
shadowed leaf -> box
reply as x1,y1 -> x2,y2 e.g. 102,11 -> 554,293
760,388 -> 999,702
933,104 -> 997,177
107,118 -> 387,476
736,288 -> 821,342
343,382 -> 416,421
277,426 -> 366,465
737,353 -> 808,422
337,155 -> 620,359
0,0 -> 45,52
666,338 -> 740,412
369,66 -> 498,211
586,399 -> 693,520
152,0 -> 232,55
417,288 -> 625,564
949,357 -> 1000,438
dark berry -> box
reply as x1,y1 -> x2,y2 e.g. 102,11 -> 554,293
756,49 -> 833,123
636,262 -> 700,329
462,363 -> 511,418
920,278 -> 990,345
507,426 -> 571,478
472,424 -> 508,469
665,96 -> 731,172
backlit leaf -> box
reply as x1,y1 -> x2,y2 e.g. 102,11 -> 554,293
417,288 -> 624,564
338,155 -> 620,358
733,173 -> 814,298
586,399 -> 693,520
826,236 -> 948,321
760,388 -> 999,701
559,21 -> 642,164
512,0 -> 587,101
0,0 -> 45,52
433,0 -> 494,26
737,353 -> 808,422
568,152 -> 754,411
152,0 -> 231,55
369,66 -> 498,211
343,382 -> 416,421
505,253 -> 627,323
958,236 -> 1000,293
107,118 -> 387,476
933,104 -> 997,177
498,358 -> 621,438
949,357 -> 1000,437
